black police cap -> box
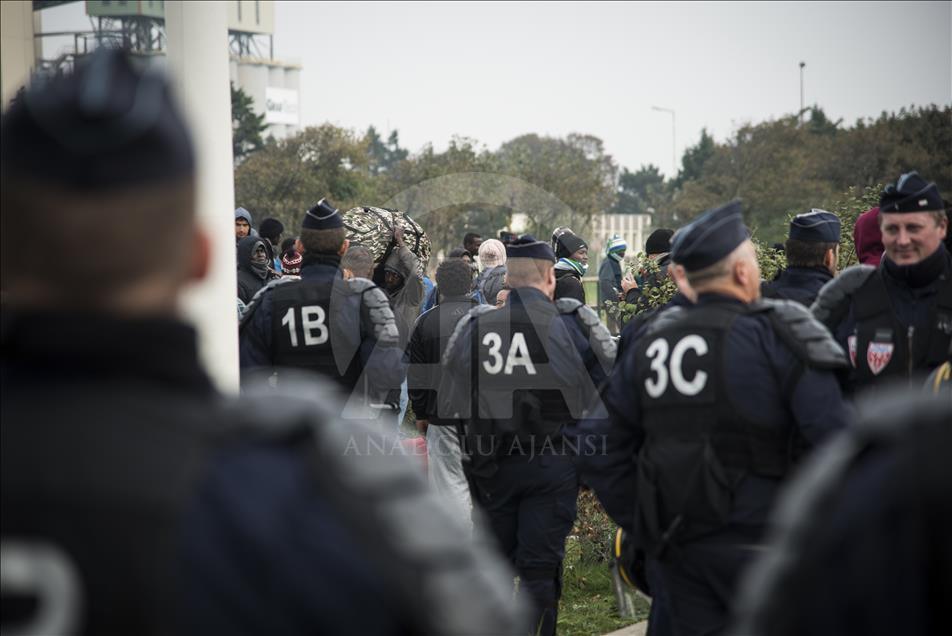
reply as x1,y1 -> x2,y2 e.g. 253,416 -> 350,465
789,209 -> 841,243
879,171 -> 944,213
0,49 -> 194,190
302,198 -> 343,230
670,200 -> 748,271
505,234 -> 556,262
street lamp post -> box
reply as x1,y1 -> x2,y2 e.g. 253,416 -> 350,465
799,61 -> 806,124
651,105 -> 676,178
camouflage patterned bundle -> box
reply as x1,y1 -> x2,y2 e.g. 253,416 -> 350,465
342,206 -> 430,277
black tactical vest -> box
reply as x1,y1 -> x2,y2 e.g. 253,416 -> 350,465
469,296 -> 572,459
270,277 -> 364,389
632,303 -> 798,555
849,271 -> 952,389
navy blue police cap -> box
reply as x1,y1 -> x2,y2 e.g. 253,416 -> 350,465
789,209 -> 841,243
0,48 -> 193,190
302,198 -> 343,230
506,234 -> 556,262
670,200 -> 748,271
879,171 -> 944,213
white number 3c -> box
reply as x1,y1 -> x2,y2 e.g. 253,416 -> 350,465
644,335 -> 708,398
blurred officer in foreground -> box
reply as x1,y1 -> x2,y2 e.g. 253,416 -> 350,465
441,235 -> 615,636
762,209 -> 841,306
731,385 -> 951,636
1,50 -> 526,636
239,200 -> 405,414
812,172 -> 951,393
573,201 -> 851,636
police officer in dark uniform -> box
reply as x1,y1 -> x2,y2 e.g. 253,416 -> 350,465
239,201 -> 405,414
441,235 -> 615,636
762,209 -> 841,306
573,201 -> 851,636
1,50 -> 526,636
812,171 -> 952,394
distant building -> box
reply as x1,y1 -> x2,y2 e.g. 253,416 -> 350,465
22,0 -> 300,139
590,212 -> 652,271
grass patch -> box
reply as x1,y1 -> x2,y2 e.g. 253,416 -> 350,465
558,490 -> 651,635
559,536 -> 650,635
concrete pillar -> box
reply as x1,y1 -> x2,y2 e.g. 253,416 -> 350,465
165,1 -> 240,393
0,0 -> 35,112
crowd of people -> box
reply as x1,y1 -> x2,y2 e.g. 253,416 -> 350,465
3,49 -> 950,636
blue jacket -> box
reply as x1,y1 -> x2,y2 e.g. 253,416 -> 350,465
761,266 -> 833,306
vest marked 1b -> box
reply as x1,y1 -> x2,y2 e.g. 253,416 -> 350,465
270,277 -> 398,390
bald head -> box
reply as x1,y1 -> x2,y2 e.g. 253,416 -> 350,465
505,257 -> 556,299
683,240 -> 761,303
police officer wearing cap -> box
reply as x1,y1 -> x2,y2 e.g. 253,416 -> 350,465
573,201 -> 851,636
812,171 -> 952,393
0,49 -> 527,636
762,210 -> 841,306
239,201 -> 405,412
440,235 -> 615,636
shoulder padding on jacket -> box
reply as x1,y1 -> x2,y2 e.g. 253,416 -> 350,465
642,305 -> 688,337
555,298 -> 617,367
350,278 -> 400,346
441,304 -> 496,368
810,265 -> 875,327
239,277 -> 296,329
760,298 -> 849,369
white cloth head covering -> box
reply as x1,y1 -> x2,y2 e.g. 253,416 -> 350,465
477,238 -> 507,270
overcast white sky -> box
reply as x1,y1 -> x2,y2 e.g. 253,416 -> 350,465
41,1 -> 952,177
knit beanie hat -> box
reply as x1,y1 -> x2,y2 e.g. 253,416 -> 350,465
555,232 -> 587,259
281,250 -> 303,275
606,235 -> 628,262
645,228 -> 674,255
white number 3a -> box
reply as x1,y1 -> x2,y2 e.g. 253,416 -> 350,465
644,335 -> 708,398
482,332 -> 537,375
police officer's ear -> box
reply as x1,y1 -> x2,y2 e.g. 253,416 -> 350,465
339,238 -> 350,257
543,264 -> 556,299
732,242 -> 761,300
824,245 -> 839,276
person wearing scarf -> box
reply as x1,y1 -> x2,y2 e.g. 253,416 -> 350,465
236,236 -> 272,304
554,231 -> 589,303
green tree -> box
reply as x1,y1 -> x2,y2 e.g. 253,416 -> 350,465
612,164 -> 667,215
231,82 -> 267,163
234,124 -> 377,230
674,128 -> 715,188
381,137 -> 503,254
494,133 -> 617,237
365,126 -> 409,175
